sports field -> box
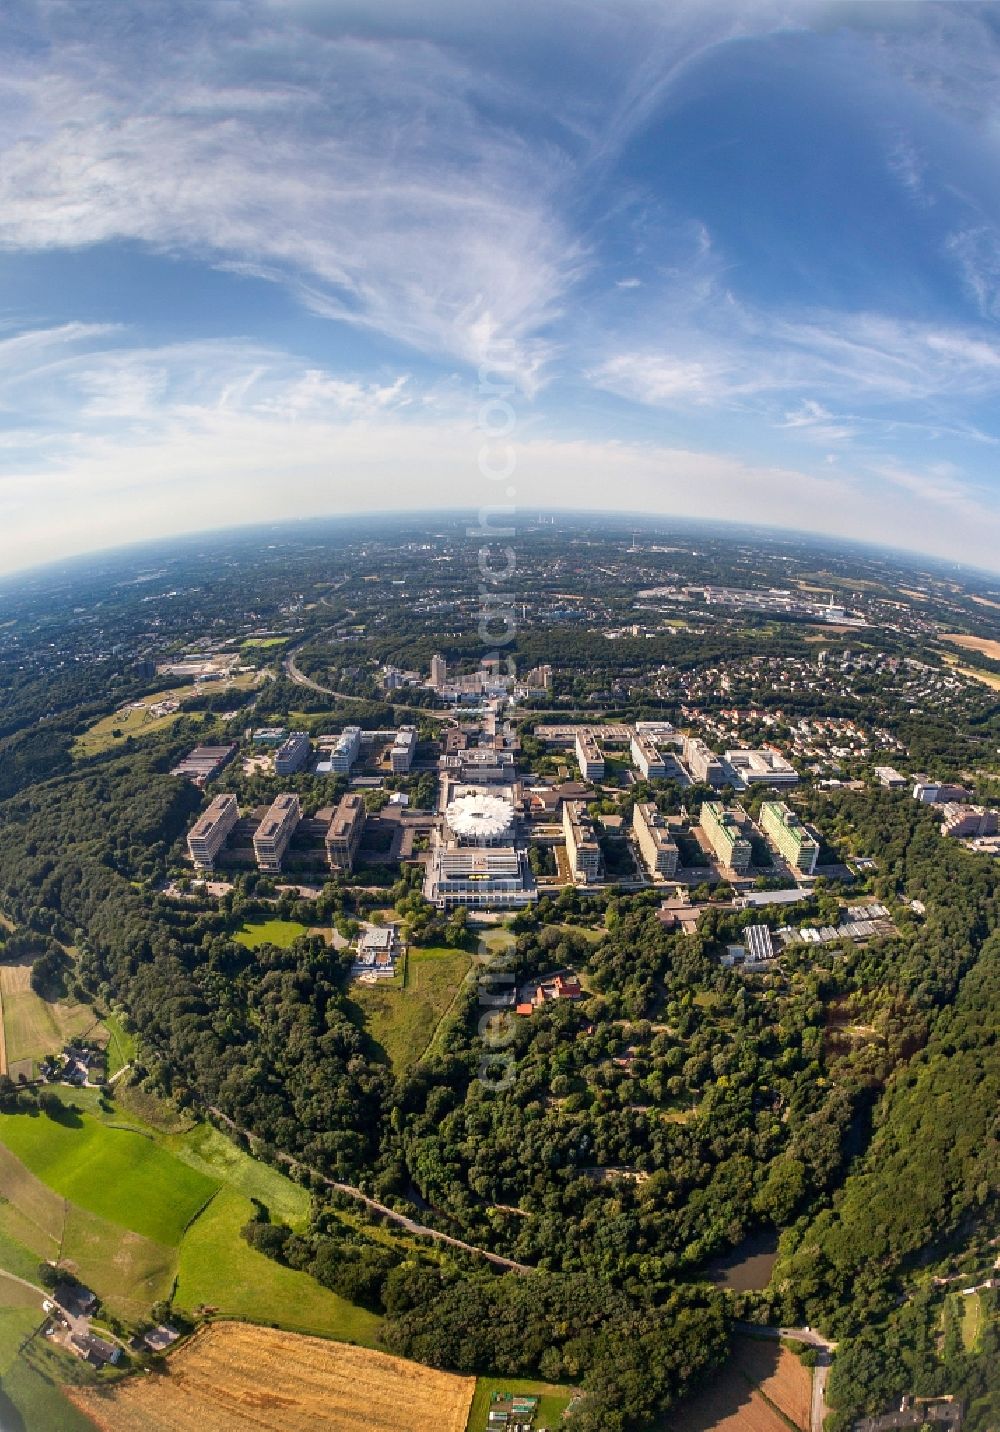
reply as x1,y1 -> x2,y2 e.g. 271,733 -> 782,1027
69,1320 -> 476,1432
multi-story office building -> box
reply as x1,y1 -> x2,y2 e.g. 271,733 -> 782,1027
325,791 -> 367,870
187,793 -> 239,869
253,793 -> 301,872
390,726 -> 417,774
683,736 -> 727,787
328,726 -> 362,773
430,653 -> 447,689
941,803 -> 999,839
700,801 -> 753,872
630,731 -> 667,780
725,748 -> 798,786
912,778 -> 972,805
426,845 -> 534,908
632,801 -> 679,877
575,731 -> 605,782
760,800 -> 820,874
563,800 -> 603,882
274,731 -> 311,775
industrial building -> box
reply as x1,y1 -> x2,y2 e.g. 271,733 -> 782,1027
725,748 -> 799,787
187,793 -> 239,869
759,800 -> 820,874
632,801 -> 679,877
575,730 -> 605,782
682,736 -> 727,787
274,731 -> 311,775
700,801 -> 753,872
389,726 -> 417,773
253,793 -> 301,872
630,731 -> 667,780
325,791 -> 367,870
563,800 -> 603,883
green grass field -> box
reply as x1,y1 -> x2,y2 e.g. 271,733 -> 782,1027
351,945 -> 471,1074
72,673 -> 259,758
103,1012 -> 136,1078
174,1187 -> 382,1343
0,961 -> 98,1070
0,1107 -> 218,1245
0,1288 -> 97,1432
960,1291 -> 983,1351
465,1376 -> 575,1431
233,917 -> 309,949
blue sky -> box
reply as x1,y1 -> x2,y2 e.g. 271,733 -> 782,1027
2,0 -> 1000,572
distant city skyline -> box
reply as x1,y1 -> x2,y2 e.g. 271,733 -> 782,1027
3,1 -> 1000,573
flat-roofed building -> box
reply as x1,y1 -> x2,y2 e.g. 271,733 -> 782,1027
564,800 -> 603,883
390,726 -> 417,774
575,730 -> 605,782
630,731 -> 667,780
632,801 -> 679,877
725,748 -> 799,787
252,727 -> 288,746
253,793 -> 301,872
430,653 -> 447,689
171,742 -> 237,785
274,731 -> 311,775
427,845 -> 533,908
187,793 -> 239,869
325,791 -> 367,870
912,777 -> 972,805
683,736 -> 727,787
328,725 -> 362,773
941,802 -> 999,839
700,801 -> 753,872
760,800 -> 820,874
875,765 -> 907,789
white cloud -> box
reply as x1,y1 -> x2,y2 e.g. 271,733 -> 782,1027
1,327 -> 999,575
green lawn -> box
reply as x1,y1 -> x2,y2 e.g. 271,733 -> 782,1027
233,918 -> 309,949
165,1122 -> 311,1225
174,1187 -> 382,1344
466,1376 -> 575,1431
103,1012 -> 136,1078
0,1107 -> 218,1245
351,945 -> 472,1075
960,1291 -> 983,1351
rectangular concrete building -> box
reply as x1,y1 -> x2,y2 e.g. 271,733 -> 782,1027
760,800 -> 820,875
188,793 -> 239,870
632,801 -> 679,877
274,731 -> 311,775
325,791 -> 367,870
631,731 -> 667,780
253,793 -> 301,872
575,731 -> 605,782
564,799 -> 603,882
700,801 -> 753,873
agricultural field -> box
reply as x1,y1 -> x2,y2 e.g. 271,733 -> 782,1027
466,1376 -> 575,1430
0,957 -> 99,1075
350,945 -> 471,1074
173,1187 -> 381,1343
0,1106 -> 218,1245
666,1338 -> 811,1432
69,1320 -> 476,1432
233,917 -> 309,949
941,633 -> 1000,662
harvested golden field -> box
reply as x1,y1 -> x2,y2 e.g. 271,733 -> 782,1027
667,1339 -> 810,1432
69,1321 -> 476,1432
942,633 -> 1000,661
